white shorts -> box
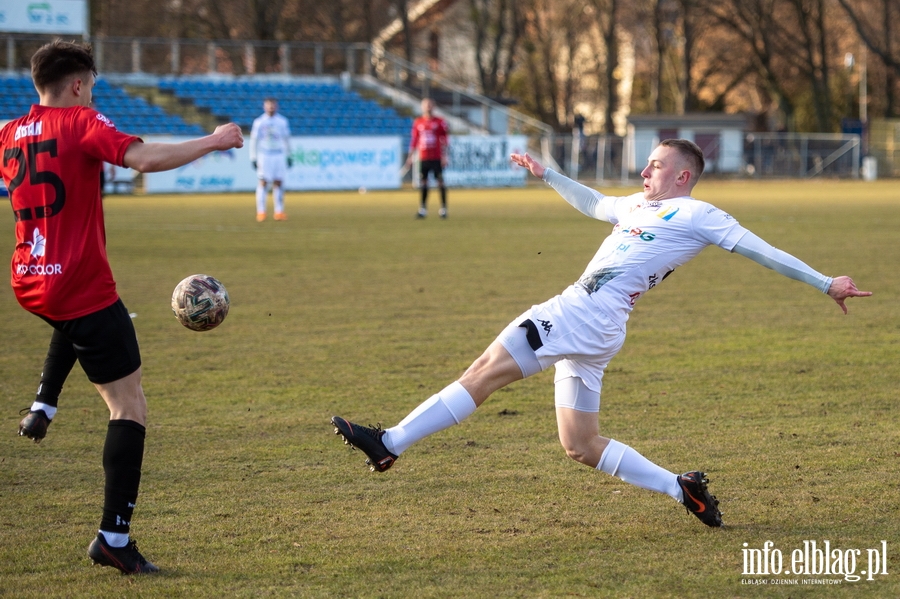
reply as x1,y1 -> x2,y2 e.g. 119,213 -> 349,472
497,284 -> 626,394
257,152 -> 287,183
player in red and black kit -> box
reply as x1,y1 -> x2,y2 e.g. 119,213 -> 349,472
405,98 -> 449,219
1,40 -> 243,574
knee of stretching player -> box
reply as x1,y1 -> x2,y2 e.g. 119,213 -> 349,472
560,439 -> 594,465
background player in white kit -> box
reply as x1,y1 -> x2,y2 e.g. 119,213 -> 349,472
331,139 -> 871,528
250,98 -> 292,221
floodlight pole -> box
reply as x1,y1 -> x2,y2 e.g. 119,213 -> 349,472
859,44 -> 867,125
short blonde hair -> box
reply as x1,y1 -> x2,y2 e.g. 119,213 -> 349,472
660,139 -> 705,178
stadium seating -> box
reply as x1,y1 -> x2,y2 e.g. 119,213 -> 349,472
0,76 -> 206,136
0,76 -> 412,142
157,78 -> 412,139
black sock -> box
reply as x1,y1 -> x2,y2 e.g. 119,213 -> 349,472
100,420 -> 146,534
420,186 -> 428,209
36,329 -> 77,409
440,186 -> 447,209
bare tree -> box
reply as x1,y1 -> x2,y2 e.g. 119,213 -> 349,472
650,0 -> 668,112
678,0 -> 700,112
467,0 -> 524,97
516,0 -> 567,128
393,0 -> 414,64
88,0 -> 893,131
837,0 -> 900,116
702,0 -> 799,129
583,0 -> 620,132
785,0 -> 835,131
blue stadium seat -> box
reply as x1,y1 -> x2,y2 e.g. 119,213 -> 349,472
0,75 -> 415,137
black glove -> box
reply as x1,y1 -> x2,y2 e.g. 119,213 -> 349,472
251,161 -> 257,170
287,157 -> 293,168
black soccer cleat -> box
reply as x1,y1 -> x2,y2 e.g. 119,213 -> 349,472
331,416 -> 398,472
677,471 -> 723,528
18,408 -> 51,443
87,533 -> 159,574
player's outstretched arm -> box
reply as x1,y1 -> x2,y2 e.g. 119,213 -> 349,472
733,233 -> 872,314
510,152 -> 545,179
827,276 -> 872,314
511,152 -> 607,220
123,123 -> 244,173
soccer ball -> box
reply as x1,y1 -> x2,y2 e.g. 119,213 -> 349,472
171,274 -> 230,331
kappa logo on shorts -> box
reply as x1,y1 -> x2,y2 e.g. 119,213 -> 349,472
538,318 -> 553,336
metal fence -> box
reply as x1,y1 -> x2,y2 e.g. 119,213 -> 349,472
743,133 -> 861,178
548,132 -> 864,182
2,35 -> 372,77
541,134 -> 631,183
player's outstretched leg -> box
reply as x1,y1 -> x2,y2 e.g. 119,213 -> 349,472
331,417 -> 398,472
87,533 -> 159,574
676,471 -> 723,527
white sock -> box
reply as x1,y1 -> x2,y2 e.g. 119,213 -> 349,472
382,381 -> 477,455
274,187 -> 285,214
30,401 -> 56,420
597,439 -> 683,501
100,530 -> 129,548
256,185 -> 267,214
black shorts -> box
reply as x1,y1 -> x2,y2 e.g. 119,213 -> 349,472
37,298 -> 142,385
419,159 -> 444,181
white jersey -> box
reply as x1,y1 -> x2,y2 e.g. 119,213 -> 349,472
545,170 -> 747,327
250,113 -> 291,158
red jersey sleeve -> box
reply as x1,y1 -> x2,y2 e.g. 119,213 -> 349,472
76,108 -> 141,166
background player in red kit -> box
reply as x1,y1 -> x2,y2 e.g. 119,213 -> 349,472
0,40 -> 243,574
404,98 -> 449,219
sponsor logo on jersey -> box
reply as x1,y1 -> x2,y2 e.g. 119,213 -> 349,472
14,227 -> 62,276
579,267 -> 625,293
15,262 -> 62,275
648,269 -> 674,290
706,206 -> 735,220
657,207 -> 680,221
96,113 -> 116,128
26,227 -> 45,258
613,224 -> 656,242
14,121 -> 42,141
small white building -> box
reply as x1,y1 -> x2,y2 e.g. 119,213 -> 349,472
627,113 -> 750,174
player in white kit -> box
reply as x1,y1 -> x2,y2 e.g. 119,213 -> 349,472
332,139 -> 871,527
250,98 -> 292,221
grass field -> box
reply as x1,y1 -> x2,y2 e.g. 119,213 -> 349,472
1,179 -> 898,598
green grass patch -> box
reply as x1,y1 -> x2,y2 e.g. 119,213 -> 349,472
1,179 -> 898,597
